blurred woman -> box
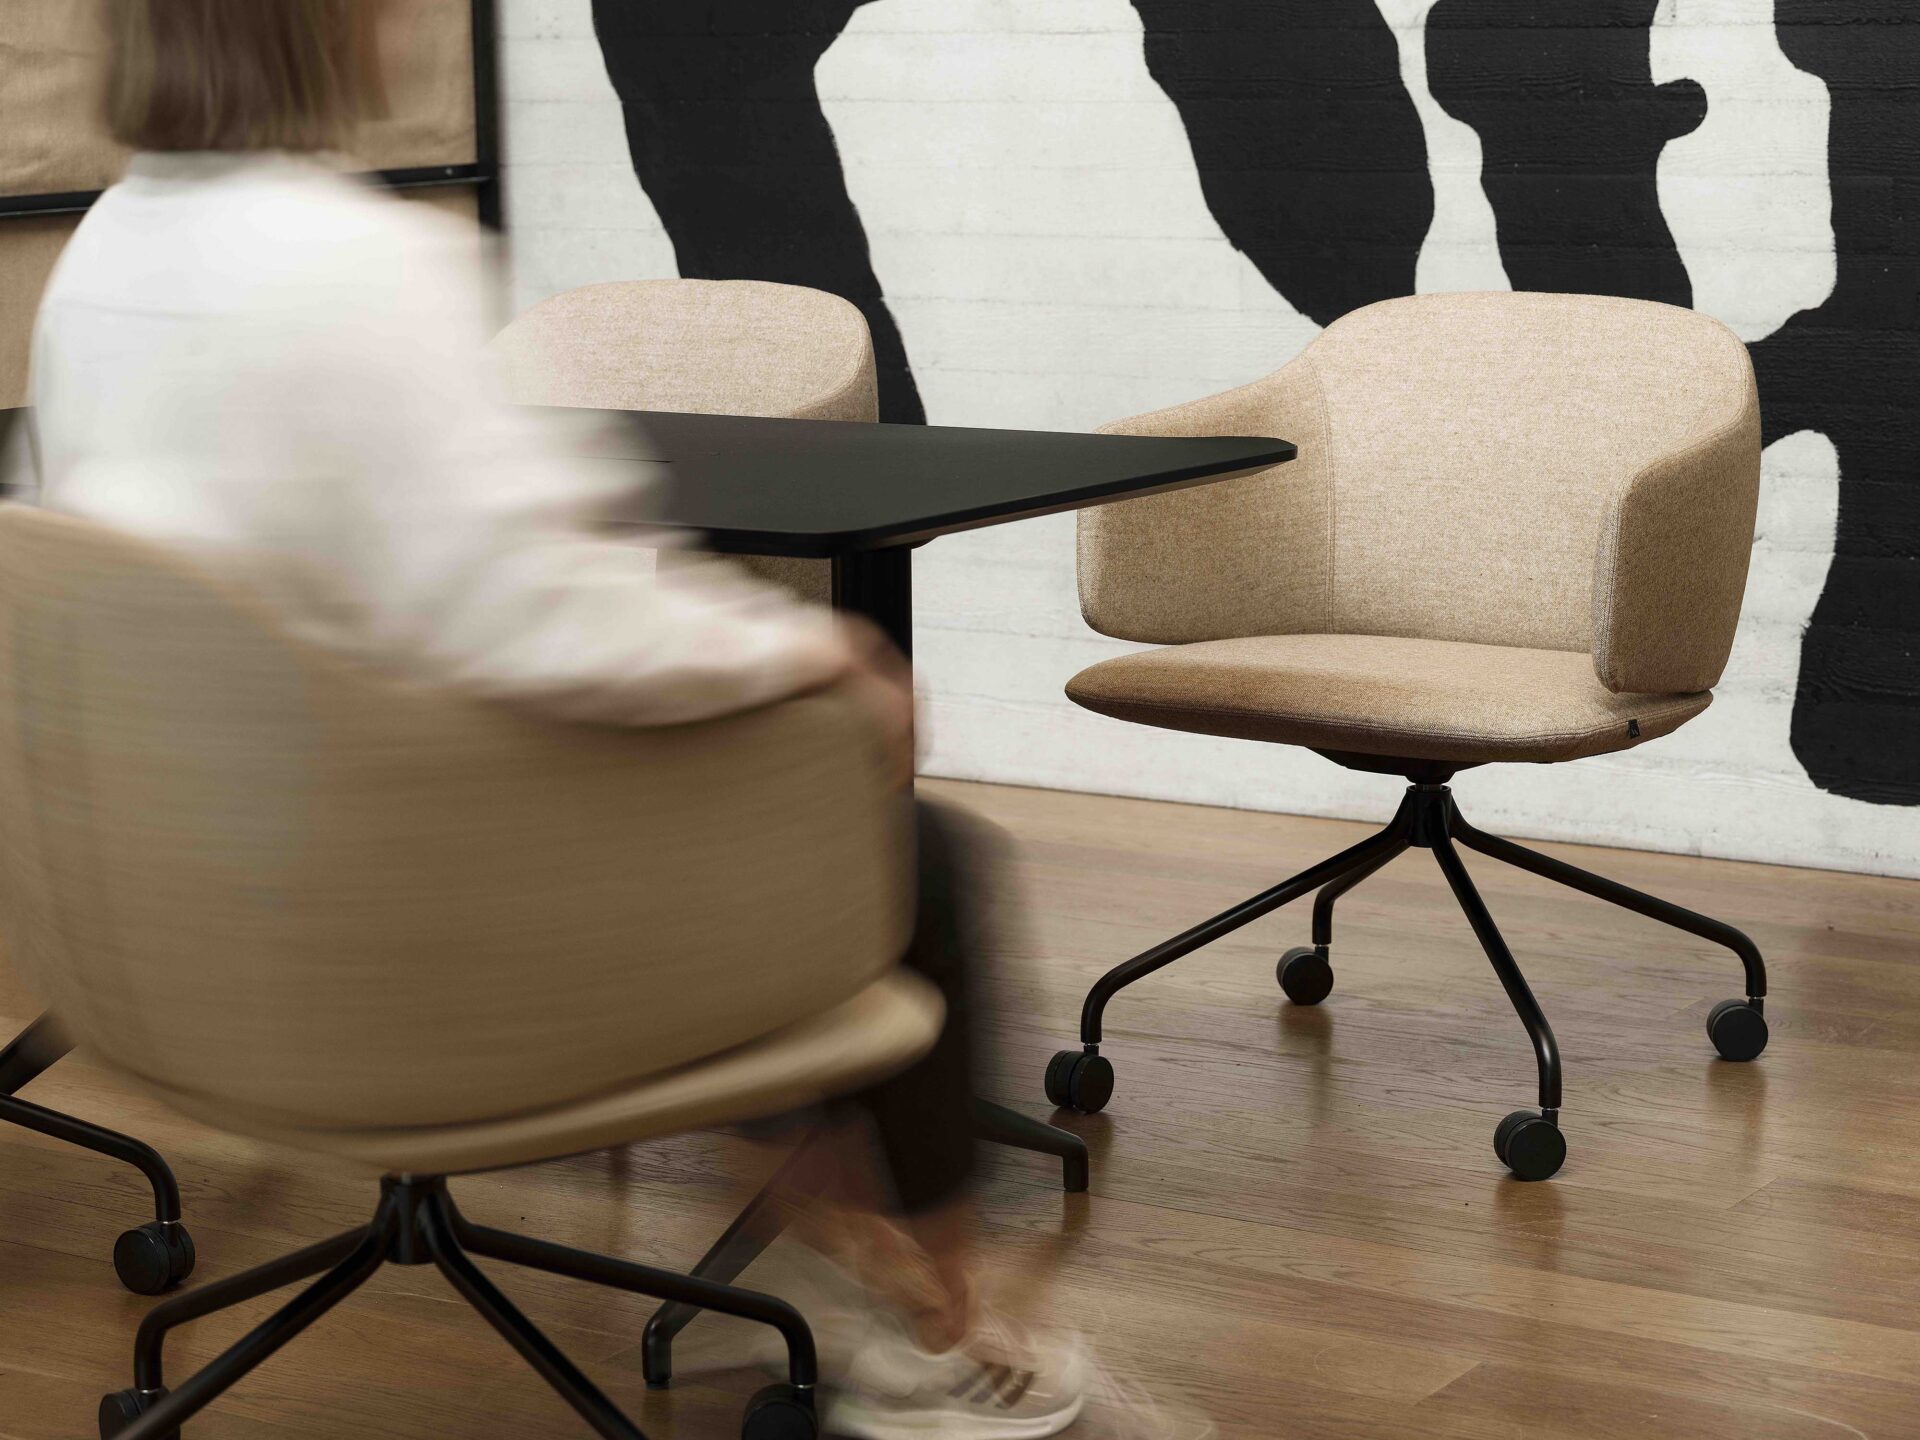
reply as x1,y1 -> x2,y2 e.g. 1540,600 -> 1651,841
20,3 -> 1085,1435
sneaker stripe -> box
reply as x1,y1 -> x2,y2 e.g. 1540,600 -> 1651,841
995,1368 -> 1036,1409
949,1363 -> 1003,1402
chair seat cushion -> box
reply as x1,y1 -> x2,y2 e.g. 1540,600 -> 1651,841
1066,633 -> 1710,765
143,972 -> 943,1176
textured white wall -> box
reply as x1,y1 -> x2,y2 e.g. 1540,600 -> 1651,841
499,0 -> 1920,878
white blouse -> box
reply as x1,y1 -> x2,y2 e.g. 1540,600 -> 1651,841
22,152 -> 847,726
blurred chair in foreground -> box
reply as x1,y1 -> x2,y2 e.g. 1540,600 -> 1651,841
1049,292 -> 1769,1182
0,508 -> 939,1440
0,405 -> 193,1296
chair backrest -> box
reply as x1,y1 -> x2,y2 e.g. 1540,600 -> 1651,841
1083,292 -> 1759,658
490,279 -> 875,605
0,507 -> 909,1133
490,279 -> 876,423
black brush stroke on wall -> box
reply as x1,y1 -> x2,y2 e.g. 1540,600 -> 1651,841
1749,4 -> 1920,805
1131,0 -> 1433,324
1428,3 -> 1919,805
591,0 -> 925,423
1427,0 -> 1705,306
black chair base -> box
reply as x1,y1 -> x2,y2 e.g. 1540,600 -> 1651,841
639,1097 -> 1088,1389
99,1174 -> 822,1440
1043,777 -> 1770,1182
0,1014 -> 195,1294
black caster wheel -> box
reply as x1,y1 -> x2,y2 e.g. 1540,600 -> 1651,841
99,1387 -> 172,1440
1707,999 -> 1769,1062
1277,946 -> 1334,1006
741,1382 -> 817,1440
1494,1110 -> 1566,1182
1043,1049 -> 1114,1114
114,1220 -> 195,1296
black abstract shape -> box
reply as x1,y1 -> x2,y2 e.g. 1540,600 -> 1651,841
1749,4 -> 1920,804
1131,0 -> 1433,325
591,1 -> 925,423
1427,0 -> 1706,305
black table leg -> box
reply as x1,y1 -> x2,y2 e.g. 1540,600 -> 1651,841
829,542 -> 1092,1190
832,546 -> 914,659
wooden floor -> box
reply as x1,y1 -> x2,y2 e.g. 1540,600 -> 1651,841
5,779 -> 1920,1440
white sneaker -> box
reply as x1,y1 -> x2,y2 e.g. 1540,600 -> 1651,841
826,1309 -> 1089,1440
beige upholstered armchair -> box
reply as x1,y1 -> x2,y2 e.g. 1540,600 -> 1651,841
0,508 -> 937,1440
490,277 -> 877,605
1044,292 -> 1769,1182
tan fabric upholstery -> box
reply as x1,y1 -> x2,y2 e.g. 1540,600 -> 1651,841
151,973 -> 939,1175
1078,292 -> 1760,699
1067,634 -> 1711,765
0,508 -> 934,1162
490,279 -> 880,607
1591,388 -> 1762,694
1085,362 -> 1332,644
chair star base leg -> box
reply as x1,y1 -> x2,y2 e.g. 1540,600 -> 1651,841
100,1174 -> 823,1440
1050,774 -> 1770,1181
0,1016 -> 194,1294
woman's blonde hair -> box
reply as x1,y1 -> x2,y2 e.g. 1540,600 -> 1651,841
105,0 -> 384,153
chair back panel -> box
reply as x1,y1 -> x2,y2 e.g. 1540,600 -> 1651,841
490,279 -> 878,608
1311,292 -> 1755,651
0,508 -> 909,1132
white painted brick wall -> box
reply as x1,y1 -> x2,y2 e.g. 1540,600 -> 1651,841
499,0 -> 1920,879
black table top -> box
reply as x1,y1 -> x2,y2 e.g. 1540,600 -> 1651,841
561,409 -> 1297,557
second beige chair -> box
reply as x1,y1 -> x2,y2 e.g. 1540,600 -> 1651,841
0,507 -> 939,1440
490,277 -> 878,605
1043,292 -> 1772,1182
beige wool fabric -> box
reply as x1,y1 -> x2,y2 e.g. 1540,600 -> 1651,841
1075,292 -> 1760,764
1067,634 -> 1711,765
491,279 -> 878,605
0,507 -> 932,1167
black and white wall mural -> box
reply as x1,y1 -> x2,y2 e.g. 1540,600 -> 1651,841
504,0 -> 1916,871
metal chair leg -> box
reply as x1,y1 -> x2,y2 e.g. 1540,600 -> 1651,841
1450,813 -> 1768,1003
130,1228 -> 372,1391
419,1196 -> 644,1440
0,1013 -> 70,1095
1311,839 -> 1409,948
104,1215 -> 394,1440
447,1195 -> 819,1391
639,1148 -> 806,1388
0,1092 -> 193,1293
1,1014 -> 195,1293
1430,829 -> 1562,1113
1429,826 -> 1568,1181
1044,794 -> 1418,1116
1078,792 -> 1418,1048
970,1097 -> 1089,1193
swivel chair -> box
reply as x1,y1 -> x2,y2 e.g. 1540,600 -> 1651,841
1044,292 -> 1769,1182
0,508 -> 942,1440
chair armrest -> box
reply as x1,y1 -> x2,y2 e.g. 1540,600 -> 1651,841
1590,382 -> 1761,695
1081,360 -> 1330,644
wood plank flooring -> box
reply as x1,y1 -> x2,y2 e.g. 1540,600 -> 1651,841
3,779 -> 1918,1439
